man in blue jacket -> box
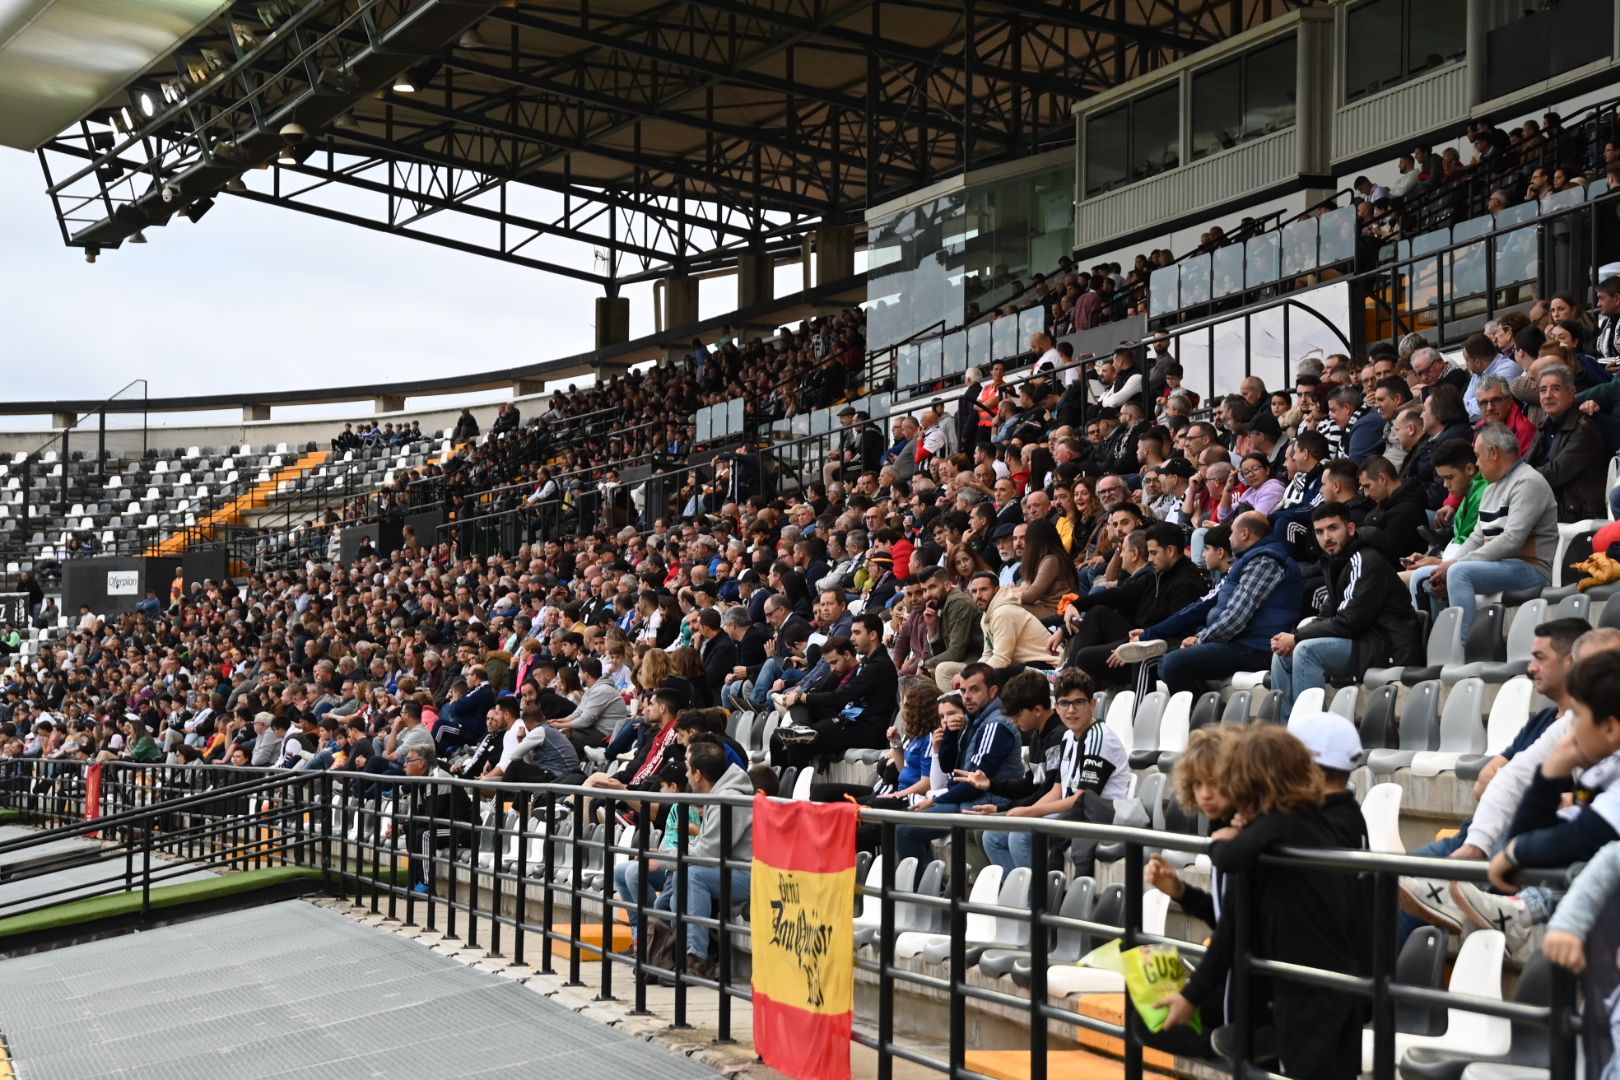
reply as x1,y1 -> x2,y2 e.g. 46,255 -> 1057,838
896,663 -> 1021,865
434,666 -> 493,754
1116,513 -> 1303,696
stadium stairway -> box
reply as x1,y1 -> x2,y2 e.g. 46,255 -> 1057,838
145,448 -> 329,556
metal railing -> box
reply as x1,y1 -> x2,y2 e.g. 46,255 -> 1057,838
0,757 -> 1585,1080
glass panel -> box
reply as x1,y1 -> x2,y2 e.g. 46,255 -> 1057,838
1318,206 -> 1357,265
1544,187 -> 1584,212
919,338 -> 943,384
1212,244 -> 1246,299
1150,265 -> 1180,317
1345,0 -> 1402,101
1281,218 -> 1318,277
991,314 -> 1018,361
696,406 -> 713,443
1588,178 -> 1611,199
1174,327 -> 1214,405
897,343 -> 920,389
811,408 -> 832,436
1084,105 -> 1129,196
1210,316 -> 1248,400
1191,59 -> 1242,161
1181,253 -> 1211,307
1244,37 -> 1297,137
1245,233 -> 1280,285
967,322 -> 991,369
1494,223 -> 1540,287
1131,85 -> 1180,182
1450,215 -> 1493,300
727,398 -> 745,436
942,330 -> 967,377
1406,230 -> 1449,318
1407,0 -> 1465,77
1018,305 -> 1046,346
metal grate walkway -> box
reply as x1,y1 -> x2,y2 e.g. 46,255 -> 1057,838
0,900 -> 723,1079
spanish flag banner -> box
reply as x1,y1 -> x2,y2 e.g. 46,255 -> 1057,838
750,795 -> 858,1080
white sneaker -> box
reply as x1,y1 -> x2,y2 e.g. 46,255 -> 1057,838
1114,639 -> 1169,663
1397,876 -> 1465,934
1451,882 -> 1540,963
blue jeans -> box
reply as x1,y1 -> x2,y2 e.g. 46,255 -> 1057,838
983,815 -> 1060,872
1432,559 -> 1546,638
668,866 -> 749,958
747,658 -> 783,710
613,859 -> 669,939
1159,641 -> 1270,697
1271,636 -> 1355,719
897,796 -> 1004,866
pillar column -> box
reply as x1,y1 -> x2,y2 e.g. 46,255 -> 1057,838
374,394 -> 404,414
243,404 -> 270,422
513,377 -> 548,398
736,250 -> 773,309
815,225 -> 855,285
51,411 -> 75,430
661,274 -> 699,332
595,295 -> 630,350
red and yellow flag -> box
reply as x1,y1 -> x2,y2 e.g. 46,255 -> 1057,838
750,795 -> 858,1080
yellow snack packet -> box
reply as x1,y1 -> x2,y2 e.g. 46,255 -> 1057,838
1119,943 -> 1203,1034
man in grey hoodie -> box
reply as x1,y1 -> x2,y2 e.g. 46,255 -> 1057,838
671,741 -> 754,974
1421,422 -> 1558,637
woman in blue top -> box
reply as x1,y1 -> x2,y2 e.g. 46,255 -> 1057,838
809,676 -> 942,851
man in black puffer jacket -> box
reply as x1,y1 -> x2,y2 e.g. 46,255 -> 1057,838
1270,502 -> 1422,716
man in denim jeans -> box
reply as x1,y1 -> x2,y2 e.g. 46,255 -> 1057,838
660,741 -> 753,978
1418,423 -> 1557,638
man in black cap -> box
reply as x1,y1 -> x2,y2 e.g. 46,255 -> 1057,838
1149,457 -> 1196,525
824,406 -> 883,487
1234,411 -> 1288,479
993,523 -> 1021,584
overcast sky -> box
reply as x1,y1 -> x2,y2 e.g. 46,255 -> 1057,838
0,148 -> 689,426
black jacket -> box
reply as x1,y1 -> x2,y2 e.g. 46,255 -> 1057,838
1070,557 -> 1208,631
1396,434 -> 1441,510
1360,478 -> 1429,563
804,647 -> 899,734
1531,408 -> 1606,522
1295,537 -> 1422,669
699,634 -> 739,697
732,624 -> 770,672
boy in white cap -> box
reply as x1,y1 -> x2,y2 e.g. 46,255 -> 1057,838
1289,711 -> 1369,849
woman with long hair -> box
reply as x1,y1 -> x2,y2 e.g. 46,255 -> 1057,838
1019,517 -> 1080,621
945,543 -> 992,590
669,646 -> 713,708
771,559 -> 814,620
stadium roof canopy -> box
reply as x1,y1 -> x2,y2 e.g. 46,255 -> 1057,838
22,0 -> 1301,288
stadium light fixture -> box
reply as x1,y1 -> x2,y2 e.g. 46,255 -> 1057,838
458,27 -> 485,49
392,72 -> 416,93
84,247 -> 98,264
334,111 -> 359,129
130,230 -> 147,244
225,177 -> 247,192
183,197 -> 215,223
137,91 -> 156,118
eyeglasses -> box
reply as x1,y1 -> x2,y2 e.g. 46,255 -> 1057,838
1055,697 -> 1090,709
1477,395 -> 1506,408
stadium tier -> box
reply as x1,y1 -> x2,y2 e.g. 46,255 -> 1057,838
9,1 -> 1620,1078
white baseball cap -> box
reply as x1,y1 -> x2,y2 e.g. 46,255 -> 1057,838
1288,711 -> 1364,773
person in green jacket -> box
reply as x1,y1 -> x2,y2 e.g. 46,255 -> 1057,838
1405,438 -> 1486,604
122,716 -> 162,763
0,624 -> 20,657
1576,376 -> 1620,418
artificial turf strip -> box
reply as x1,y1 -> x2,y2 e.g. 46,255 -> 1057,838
0,866 -> 329,939
0,811 -> 22,825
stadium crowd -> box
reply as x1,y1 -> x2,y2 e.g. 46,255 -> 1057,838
5,267 -> 1620,1073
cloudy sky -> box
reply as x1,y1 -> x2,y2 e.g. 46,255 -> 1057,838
0,149 -> 732,427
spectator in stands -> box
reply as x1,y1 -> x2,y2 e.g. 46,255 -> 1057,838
451,408 -> 479,442
972,667 -> 1128,872
1165,725 -> 1363,1078
1118,513 -> 1301,696
1475,373 -> 1537,456
1269,502 -> 1421,716
895,662 -> 1020,864
666,740 -> 753,977
1420,423 -> 1557,637
552,656 -> 627,754
1328,385 -> 1383,461
475,696 -> 582,784
401,744 -> 475,894
1017,518 -> 1078,621
1528,365 -> 1606,522
1409,346 -> 1469,399
1358,454 -> 1428,561
1464,331 -> 1523,420
921,566 -> 984,691
1371,377 -> 1415,469
1593,276 -> 1620,361
435,667 -> 493,754
933,573 -> 1053,686
771,615 -> 896,770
